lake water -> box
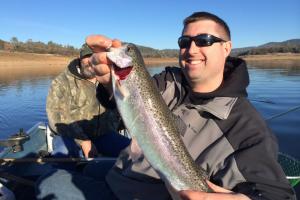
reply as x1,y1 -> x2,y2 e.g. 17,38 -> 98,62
1,63 -> 300,161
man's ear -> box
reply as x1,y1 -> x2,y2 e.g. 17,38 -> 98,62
223,41 -> 232,57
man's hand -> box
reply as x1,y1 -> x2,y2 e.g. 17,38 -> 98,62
179,180 -> 250,200
81,140 -> 98,158
85,35 -> 122,86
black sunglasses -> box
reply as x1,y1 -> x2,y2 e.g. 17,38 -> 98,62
178,34 -> 226,49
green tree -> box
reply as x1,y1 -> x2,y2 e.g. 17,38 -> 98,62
0,39 -> 5,50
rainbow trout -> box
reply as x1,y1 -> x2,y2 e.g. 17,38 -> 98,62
107,44 -> 210,192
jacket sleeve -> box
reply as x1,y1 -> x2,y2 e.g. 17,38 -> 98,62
153,67 -> 188,111
96,84 -> 116,109
152,67 -> 172,92
46,74 -> 89,142
217,98 -> 296,200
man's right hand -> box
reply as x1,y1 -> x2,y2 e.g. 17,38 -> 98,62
85,35 -> 122,86
81,140 -> 98,158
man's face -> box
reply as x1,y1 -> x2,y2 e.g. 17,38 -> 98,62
179,20 -> 231,92
80,56 -> 95,79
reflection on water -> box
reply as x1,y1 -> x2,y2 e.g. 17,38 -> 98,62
0,63 -> 300,159
247,60 -> 300,76
247,66 -> 300,159
0,78 -> 52,137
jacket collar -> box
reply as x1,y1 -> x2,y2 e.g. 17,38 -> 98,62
187,57 -> 249,102
185,97 -> 237,120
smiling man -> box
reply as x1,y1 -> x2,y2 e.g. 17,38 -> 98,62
37,12 -> 296,200
179,18 -> 231,93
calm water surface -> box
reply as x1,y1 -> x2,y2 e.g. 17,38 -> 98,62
1,64 -> 300,160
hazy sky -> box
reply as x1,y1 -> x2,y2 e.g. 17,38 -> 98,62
1,0 -> 299,49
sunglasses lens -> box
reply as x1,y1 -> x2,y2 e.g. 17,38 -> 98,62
178,34 -> 224,48
178,37 -> 191,48
195,35 -> 210,47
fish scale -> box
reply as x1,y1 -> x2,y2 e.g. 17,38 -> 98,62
110,43 -> 210,192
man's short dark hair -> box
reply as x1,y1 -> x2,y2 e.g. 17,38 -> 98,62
183,11 -> 231,40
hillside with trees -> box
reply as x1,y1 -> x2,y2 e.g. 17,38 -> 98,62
0,37 -> 78,56
230,39 -> 300,57
1,37 -> 299,58
0,37 -> 179,58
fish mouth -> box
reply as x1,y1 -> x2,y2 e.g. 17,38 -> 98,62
113,65 -> 133,80
107,44 -> 134,81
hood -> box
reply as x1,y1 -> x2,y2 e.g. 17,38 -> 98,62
66,59 -> 87,80
188,57 -> 249,104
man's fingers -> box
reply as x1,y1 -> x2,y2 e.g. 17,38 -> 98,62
86,35 -> 122,52
85,34 -> 122,85
112,39 -> 122,48
86,35 -> 123,76
95,73 -> 111,85
93,63 -> 111,76
86,34 -> 113,52
89,52 -> 111,77
206,180 -> 232,193
90,52 -> 111,65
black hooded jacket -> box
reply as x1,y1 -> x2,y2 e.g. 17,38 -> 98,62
151,57 -> 296,200
104,57 -> 296,200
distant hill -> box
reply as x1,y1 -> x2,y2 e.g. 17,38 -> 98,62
135,45 -> 178,58
260,39 -> 300,48
230,47 -> 255,57
230,39 -> 300,56
0,37 -> 179,58
1,37 -> 299,58
0,38 -> 78,56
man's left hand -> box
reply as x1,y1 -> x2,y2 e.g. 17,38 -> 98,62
179,180 -> 250,200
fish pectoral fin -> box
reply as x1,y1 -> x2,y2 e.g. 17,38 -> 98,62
130,137 -> 143,161
165,183 -> 182,200
115,80 -> 129,100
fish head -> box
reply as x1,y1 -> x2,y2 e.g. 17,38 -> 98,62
107,43 -> 145,81
125,43 -> 145,71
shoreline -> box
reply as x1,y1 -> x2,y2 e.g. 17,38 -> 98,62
239,53 -> 300,61
0,51 -> 299,69
240,53 -> 300,68
0,51 -> 178,68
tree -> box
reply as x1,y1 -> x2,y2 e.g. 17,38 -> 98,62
10,37 -> 19,44
0,39 -> 5,50
10,37 -> 21,51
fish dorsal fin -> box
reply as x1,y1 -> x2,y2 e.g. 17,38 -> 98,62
130,137 -> 143,161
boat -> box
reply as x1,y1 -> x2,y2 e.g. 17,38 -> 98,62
0,122 -> 116,199
0,122 -> 299,199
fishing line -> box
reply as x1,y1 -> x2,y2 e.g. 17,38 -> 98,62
266,105 -> 300,121
250,98 -> 275,104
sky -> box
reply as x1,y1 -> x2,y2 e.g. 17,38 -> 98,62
0,0 -> 299,50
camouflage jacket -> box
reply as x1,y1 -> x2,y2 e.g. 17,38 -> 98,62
46,59 -> 120,145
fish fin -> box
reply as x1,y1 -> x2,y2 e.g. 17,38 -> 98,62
130,137 -> 143,161
165,183 -> 182,200
115,80 -> 129,100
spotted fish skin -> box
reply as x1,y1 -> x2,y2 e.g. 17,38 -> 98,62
110,43 -> 210,192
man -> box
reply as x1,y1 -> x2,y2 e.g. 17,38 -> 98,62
38,12 -> 296,199
47,44 -> 130,158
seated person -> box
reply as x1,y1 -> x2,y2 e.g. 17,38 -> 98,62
46,44 -> 130,158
